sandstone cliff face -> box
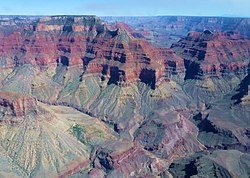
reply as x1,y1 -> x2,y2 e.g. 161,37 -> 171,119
0,16 -> 184,88
0,16 -> 102,68
0,16 -> 244,86
85,26 -> 184,87
9,16 -> 249,88
171,31 -> 250,79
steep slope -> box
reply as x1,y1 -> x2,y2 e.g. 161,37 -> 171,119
170,30 -> 250,105
169,150 -> 250,178
0,92 -> 91,177
171,30 -> 250,79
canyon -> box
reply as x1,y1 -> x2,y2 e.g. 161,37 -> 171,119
0,15 -> 250,177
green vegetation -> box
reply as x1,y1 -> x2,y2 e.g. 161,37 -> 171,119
70,124 -> 86,144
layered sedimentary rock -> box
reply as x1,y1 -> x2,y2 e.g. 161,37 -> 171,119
0,16 -> 184,89
171,30 -> 250,79
0,91 -> 37,117
0,16 -> 101,68
134,110 -> 204,159
86,27 -> 184,87
91,141 -> 167,177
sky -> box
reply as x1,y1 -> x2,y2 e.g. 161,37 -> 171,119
0,0 -> 249,17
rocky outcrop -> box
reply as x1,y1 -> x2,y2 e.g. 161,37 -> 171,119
135,110 -> 204,159
171,31 -> 250,79
84,26 -> 183,87
0,91 -> 37,117
92,141 -> 167,177
0,16 -> 101,68
232,63 -> 250,104
107,22 -> 150,39
169,152 -> 233,178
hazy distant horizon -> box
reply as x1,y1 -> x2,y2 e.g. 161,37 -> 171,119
0,15 -> 249,19
0,0 -> 249,18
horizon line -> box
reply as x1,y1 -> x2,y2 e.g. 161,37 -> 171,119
0,14 -> 249,19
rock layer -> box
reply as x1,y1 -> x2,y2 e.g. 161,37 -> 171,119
0,16 -> 184,88
0,91 -> 37,117
171,31 -> 250,79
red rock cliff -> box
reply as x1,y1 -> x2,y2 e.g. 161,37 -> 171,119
171,30 -> 250,79
0,92 -> 37,117
0,16 -> 183,88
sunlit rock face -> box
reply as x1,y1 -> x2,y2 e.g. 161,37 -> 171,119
171,31 -> 250,79
0,92 -> 37,117
0,15 -> 184,88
